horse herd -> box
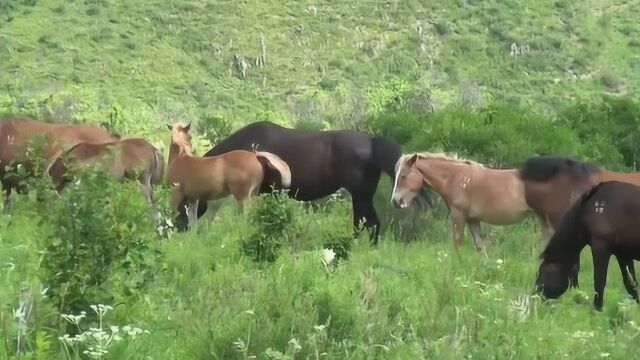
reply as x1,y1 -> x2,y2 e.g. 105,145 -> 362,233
1,114 -> 640,311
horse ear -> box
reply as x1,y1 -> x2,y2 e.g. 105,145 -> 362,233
166,123 -> 172,130
407,154 -> 418,167
184,121 -> 191,132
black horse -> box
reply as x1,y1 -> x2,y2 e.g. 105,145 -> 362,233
535,180 -> 640,311
174,121 -> 434,244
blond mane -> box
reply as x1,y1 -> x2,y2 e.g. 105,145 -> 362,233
396,151 -> 485,172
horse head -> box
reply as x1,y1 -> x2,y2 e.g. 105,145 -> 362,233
167,121 -> 193,156
391,154 -> 424,209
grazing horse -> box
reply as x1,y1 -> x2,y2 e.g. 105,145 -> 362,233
0,115 -> 119,203
167,122 -> 292,231
173,121 -> 434,244
391,152 -> 532,250
535,181 -> 640,311
520,155 -> 640,286
47,138 -> 165,207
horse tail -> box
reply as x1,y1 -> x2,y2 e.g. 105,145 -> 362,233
540,182 -> 602,261
371,136 -> 402,179
256,151 -> 292,188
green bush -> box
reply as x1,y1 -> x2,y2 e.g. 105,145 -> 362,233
242,191 -> 298,262
559,96 -> 640,170
28,167 -> 160,317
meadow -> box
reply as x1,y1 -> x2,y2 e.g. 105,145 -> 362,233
2,0 -> 640,359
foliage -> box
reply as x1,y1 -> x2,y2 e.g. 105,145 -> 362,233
24,167 -> 160,318
242,191 -> 298,262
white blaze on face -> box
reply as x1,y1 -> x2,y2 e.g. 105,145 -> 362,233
391,158 -> 403,204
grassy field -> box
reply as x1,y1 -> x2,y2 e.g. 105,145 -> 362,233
2,175 -> 640,359
2,0 -> 640,358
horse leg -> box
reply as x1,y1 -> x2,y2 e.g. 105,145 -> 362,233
570,253 -> 581,288
591,242 -> 611,311
450,209 -> 466,249
467,220 -> 486,252
187,198 -> 199,233
351,194 -> 380,245
617,256 -> 639,303
175,197 -> 209,232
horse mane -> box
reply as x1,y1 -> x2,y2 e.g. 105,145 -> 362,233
402,151 -> 486,168
540,182 -> 602,262
520,155 -> 600,182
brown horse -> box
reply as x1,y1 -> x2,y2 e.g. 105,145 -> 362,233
520,155 -> 640,234
47,138 -> 165,206
391,152 -> 533,250
521,155 -> 640,288
0,115 -> 119,203
535,181 -> 640,311
167,122 -> 292,231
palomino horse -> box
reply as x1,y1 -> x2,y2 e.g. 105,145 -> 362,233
535,181 -> 640,311
47,138 -> 165,207
173,120 -> 436,244
0,115 -> 119,204
391,152 -> 532,250
167,122 -> 292,231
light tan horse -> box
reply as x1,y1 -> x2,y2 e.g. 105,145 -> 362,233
167,121 -> 291,231
391,152 -> 533,250
0,115 -> 119,205
47,138 -> 165,207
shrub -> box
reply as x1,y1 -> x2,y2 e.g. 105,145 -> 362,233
27,167 -> 160,317
200,115 -> 232,145
242,191 -> 298,262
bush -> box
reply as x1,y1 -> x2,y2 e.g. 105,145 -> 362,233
25,167 -> 160,318
559,96 -> 640,170
200,115 -> 232,145
242,191 -> 298,262
365,101 -> 587,167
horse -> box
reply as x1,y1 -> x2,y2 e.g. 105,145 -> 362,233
520,154 -> 640,234
47,138 -> 165,208
391,152 -> 533,251
535,181 -> 640,311
520,155 -> 640,286
167,121 -> 292,231
172,120 -> 435,244
0,115 -> 119,205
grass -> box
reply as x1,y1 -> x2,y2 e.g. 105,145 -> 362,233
3,180 -> 640,359
1,0 -> 639,135
1,0 -> 640,358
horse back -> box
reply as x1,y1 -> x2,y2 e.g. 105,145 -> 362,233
580,181 -> 640,254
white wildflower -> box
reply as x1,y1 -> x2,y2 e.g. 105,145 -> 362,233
322,248 -> 335,266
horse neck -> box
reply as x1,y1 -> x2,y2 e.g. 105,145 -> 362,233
596,170 -> 640,187
415,158 -> 465,192
168,141 -> 192,165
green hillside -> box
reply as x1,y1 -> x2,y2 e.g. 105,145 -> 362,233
1,0 -> 639,140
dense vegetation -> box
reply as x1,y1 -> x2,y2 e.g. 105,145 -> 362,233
1,0 -> 640,359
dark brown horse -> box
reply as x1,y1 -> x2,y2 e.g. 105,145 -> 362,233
535,181 -> 640,311
0,115 -> 119,204
520,155 -> 640,234
173,121 -> 435,244
47,138 -> 165,207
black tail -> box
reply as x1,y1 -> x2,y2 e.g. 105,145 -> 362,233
540,182 -> 603,262
371,136 -> 401,179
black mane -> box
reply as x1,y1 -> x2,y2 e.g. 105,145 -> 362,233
520,155 -> 600,182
